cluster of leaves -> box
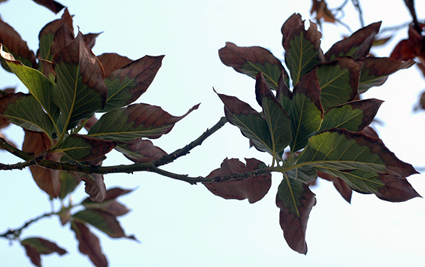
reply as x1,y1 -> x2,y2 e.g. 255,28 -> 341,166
0,5 -> 198,267
208,13 -> 420,254
311,0 -> 425,111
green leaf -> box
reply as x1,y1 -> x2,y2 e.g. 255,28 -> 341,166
286,165 -> 317,183
325,22 -> 381,61
296,129 -> 418,196
21,237 -> 67,255
0,93 -> 54,137
102,55 -> 164,112
72,209 -> 136,240
61,134 -> 117,161
59,171 -> 81,200
358,57 -> 414,93
281,13 -> 324,86
319,99 -> 383,132
219,42 -> 286,89
316,57 -> 362,110
289,70 -> 323,152
217,92 -> 272,153
275,175 -> 316,254
1,46 -> 60,128
53,32 -> 107,130
88,103 -> 199,142
255,72 -> 291,155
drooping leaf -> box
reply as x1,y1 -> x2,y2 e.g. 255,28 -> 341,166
72,209 -> 136,240
281,13 -> 324,86
318,170 -> 352,203
390,25 -> 424,63
0,46 -> 60,126
38,8 -> 73,62
218,42 -> 286,89
255,72 -> 291,155
97,53 -> 132,78
217,92 -> 272,153
297,129 -> 419,197
319,99 -> 383,132
358,57 -> 414,93
80,173 -> 106,202
204,158 -> 271,203
0,18 -> 36,71
53,31 -> 107,130
22,130 -> 61,198
59,171 -> 81,200
374,174 -> 421,202
71,221 -> 108,267
61,134 -> 117,161
0,93 -> 55,137
88,103 -> 199,142
276,175 -> 316,254
325,22 -> 381,61
32,0 -> 65,14
21,237 -> 66,267
116,138 -> 167,163
316,57 -> 362,110
102,55 -> 164,112
289,70 -> 323,152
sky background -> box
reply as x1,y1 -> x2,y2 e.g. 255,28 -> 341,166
1,0 -> 425,266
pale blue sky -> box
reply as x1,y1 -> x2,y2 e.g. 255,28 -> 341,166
0,0 -> 424,266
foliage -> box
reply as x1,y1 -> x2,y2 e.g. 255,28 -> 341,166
0,1 -> 421,266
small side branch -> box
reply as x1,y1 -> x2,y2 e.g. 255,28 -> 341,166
0,137 -> 33,161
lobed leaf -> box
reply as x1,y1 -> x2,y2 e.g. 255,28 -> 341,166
325,22 -> 381,61
71,221 -> 108,267
88,103 -> 199,142
255,72 -> 292,155
316,57 -> 362,110
53,32 -> 107,130
319,99 -> 383,132
276,176 -> 316,254
218,42 -> 285,89
289,70 -> 323,152
281,13 -> 324,86
116,138 -> 167,163
204,158 -> 271,203
61,134 -> 117,161
102,55 -> 164,112
217,92 -> 272,153
358,57 -> 414,93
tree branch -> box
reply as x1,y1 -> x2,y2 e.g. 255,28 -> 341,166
0,211 -> 56,240
0,137 -> 33,161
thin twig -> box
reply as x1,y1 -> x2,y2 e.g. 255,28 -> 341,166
0,137 -> 33,161
351,0 -> 365,27
0,211 -> 56,240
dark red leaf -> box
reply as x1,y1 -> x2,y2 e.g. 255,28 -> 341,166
117,138 -> 167,163
375,174 -> 421,202
97,53 -> 132,78
71,221 -> 108,267
83,32 -> 102,49
204,158 -> 271,203
318,171 -> 352,203
32,0 -> 65,14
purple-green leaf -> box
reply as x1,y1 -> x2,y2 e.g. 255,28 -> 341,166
115,138 -> 167,163
276,176 -> 316,254
281,13 -> 324,86
62,134 -> 117,161
88,103 -> 199,142
219,42 -> 285,89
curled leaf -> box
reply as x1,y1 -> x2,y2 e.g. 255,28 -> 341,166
116,138 -> 167,163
